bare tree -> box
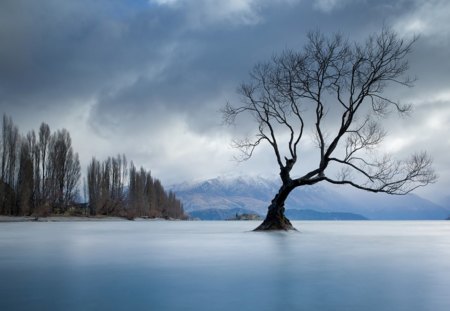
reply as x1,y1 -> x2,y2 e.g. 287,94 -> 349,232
47,129 -> 80,212
87,155 -> 128,216
89,156 -> 185,219
64,150 -> 81,206
87,157 -> 101,215
38,123 -> 50,204
0,116 -> 82,216
0,114 -> 19,215
17,139 -> 34,215
223,28 -> 437,230
27,130 -> 40,215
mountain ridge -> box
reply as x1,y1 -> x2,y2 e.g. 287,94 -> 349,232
170,176 -> 450,220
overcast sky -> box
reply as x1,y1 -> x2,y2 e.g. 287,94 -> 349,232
1,0 -> 449,202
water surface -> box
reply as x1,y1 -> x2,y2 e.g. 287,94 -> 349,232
1,221 -> 450,311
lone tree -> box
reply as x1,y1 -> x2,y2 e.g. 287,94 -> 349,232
223,28 -> 436,231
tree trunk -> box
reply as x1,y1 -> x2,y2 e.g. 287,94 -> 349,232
254,183 -> 296,231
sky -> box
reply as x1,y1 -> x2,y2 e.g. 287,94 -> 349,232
0,0 -> 449,203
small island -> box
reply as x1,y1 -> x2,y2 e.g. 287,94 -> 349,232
228,213 -> 263,221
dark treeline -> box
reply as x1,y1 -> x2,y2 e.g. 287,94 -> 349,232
0,114 -> 185,219
0,115 -> 80,216
87,156 -> 185,219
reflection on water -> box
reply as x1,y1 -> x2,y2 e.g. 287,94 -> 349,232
1,221 -> 450,311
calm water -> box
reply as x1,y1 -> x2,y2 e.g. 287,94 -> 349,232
1,221 -> 450,311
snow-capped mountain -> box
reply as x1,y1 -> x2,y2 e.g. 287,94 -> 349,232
170,176 -> 278,216
170,175 -> 450,220
171,175 -> 278,202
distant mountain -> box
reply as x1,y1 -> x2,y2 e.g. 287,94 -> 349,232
441,196 -> 450,220
338,191 -> 450,220
170,176 -> 278,216
440,195 -> 450,210
189,207 -> 259,221
190,207 -> 367,221
170,176 -> 450,220
286,209 -> 367,220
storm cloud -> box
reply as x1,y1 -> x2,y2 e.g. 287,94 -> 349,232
0,0 -> 449,202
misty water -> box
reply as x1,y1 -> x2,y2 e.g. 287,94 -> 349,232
1,221 -> 450,311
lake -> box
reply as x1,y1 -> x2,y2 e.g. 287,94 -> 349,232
1,221 -> 450,311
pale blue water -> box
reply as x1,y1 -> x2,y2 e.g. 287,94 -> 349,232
1,221 -> 450,311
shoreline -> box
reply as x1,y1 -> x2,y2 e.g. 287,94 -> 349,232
0,215 -> 179,223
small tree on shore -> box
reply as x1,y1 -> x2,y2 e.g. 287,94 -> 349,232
223,28 -> 436,231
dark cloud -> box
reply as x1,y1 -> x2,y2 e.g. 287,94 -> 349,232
0,0 -> 183,107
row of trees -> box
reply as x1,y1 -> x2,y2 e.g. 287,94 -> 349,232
87,155 -> 185,219
0,115 -> 81,216
0,114 -> 185,219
